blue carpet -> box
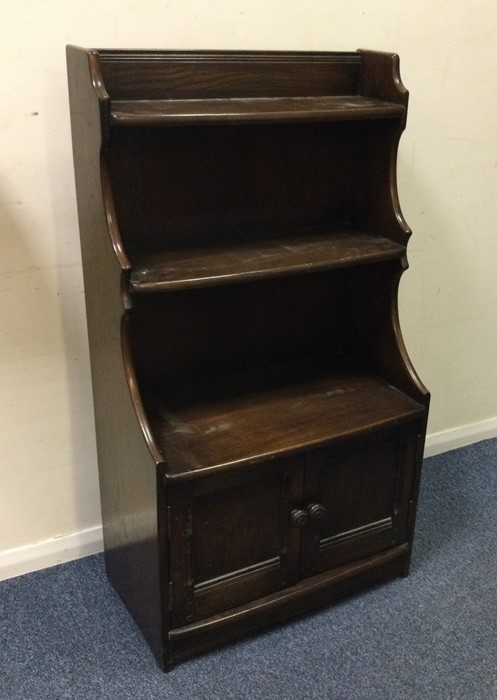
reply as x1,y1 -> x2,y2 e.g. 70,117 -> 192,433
1,439 -> 497,699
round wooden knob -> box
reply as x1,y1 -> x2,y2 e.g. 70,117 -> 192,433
290,508 -> 308,528
307,503 -> 326,521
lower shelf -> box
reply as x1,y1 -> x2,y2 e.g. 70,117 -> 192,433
144,356 -> 425,477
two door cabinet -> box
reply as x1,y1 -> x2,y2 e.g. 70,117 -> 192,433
67,46 -> 429,669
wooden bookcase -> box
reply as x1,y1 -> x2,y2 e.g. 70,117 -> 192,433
67,47 -> 429,669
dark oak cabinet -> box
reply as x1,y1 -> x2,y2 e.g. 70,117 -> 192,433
67,47 -> 429,669
169,424 -> 419,627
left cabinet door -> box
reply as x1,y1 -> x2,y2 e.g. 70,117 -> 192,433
167,455 -> 305,626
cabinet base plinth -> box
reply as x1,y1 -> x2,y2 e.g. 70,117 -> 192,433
163,544 -> 409,669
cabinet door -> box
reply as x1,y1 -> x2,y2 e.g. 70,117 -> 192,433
300,426 -> 419,577
167,455 -> 304,626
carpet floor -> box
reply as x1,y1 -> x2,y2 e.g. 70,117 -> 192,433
1,438 -> 497,699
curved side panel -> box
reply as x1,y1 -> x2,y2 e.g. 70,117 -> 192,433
67,45 -> 165,665
353,51 -> 411,245
389,260 -> 430,405
121,314 -> 164,464
343,259 -> 430,408
68,46 -> 131,276
357,49 -> 409,106
351,54 -> 425,403
101,157 -> 131,274
387,131 -> 412,242
352,118 -> 411,246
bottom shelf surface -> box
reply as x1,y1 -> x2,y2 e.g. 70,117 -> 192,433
144,355 -> 425,477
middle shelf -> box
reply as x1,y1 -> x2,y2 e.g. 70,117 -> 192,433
143,356 -> 425,478
128,226 -> 406,292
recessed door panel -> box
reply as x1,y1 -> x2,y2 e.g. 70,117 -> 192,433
301,427 -> 418,575
168,455 -> 304,625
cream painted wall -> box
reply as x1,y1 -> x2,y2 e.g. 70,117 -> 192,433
1,0 -> 497,573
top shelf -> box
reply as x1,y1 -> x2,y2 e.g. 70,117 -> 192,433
110,95 -> 406,126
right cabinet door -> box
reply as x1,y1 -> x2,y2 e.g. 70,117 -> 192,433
300,425 -> 421,577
